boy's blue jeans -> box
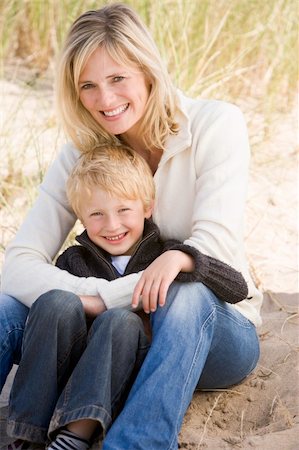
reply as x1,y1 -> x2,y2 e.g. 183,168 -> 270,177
6,290 -> 150,443
1,282 -> 260,449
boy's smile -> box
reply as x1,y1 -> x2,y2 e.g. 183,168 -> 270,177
79,187 -> 152,256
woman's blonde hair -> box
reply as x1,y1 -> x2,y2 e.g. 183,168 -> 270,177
67,145 -> 155,220
56,2 -> 179,153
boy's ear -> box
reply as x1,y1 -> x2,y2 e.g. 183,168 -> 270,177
144,200 -> 154,219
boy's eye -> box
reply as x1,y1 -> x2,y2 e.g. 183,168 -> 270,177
91,211 -> 103,216
119,208 -> 130,213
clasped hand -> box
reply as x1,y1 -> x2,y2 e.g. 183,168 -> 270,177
132,250 -> 194,313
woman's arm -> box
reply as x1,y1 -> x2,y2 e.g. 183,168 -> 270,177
162,242 -> 248,302
185,101 -> 250,264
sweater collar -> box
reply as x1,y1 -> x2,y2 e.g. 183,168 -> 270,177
160,90 -> 192,164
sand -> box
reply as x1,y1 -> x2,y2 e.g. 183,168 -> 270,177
179,291 -> 299,449
0,75 -> 298,449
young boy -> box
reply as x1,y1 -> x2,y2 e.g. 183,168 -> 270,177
7,145 -> 248,450
56,145 -> 248,308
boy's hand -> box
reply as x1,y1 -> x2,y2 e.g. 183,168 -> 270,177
132,250 -> 194,313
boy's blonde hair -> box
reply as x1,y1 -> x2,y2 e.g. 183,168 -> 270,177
67,145 -> 155,220
56,2 -> 179,153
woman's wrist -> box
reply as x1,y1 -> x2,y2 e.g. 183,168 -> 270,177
79,295 -> 107,317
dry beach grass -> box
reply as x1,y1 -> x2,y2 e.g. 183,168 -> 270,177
0,0 -> 298,448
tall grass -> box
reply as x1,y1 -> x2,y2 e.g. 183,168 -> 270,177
0,0 -> 298,261
1,0 -> 297,105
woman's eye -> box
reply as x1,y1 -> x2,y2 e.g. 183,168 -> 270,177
81,83 -> 95,90
119,208 -> 129,213
91,212 -> 102,216
113,76 -> 125,83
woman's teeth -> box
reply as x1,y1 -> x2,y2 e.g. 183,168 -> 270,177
102,104 -> 128,117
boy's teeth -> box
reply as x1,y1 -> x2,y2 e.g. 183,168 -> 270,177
103,104 -> 128,117
106,233 -> 125,241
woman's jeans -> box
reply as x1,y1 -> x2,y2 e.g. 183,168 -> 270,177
102,282 -> 260,450
0,294 -> 29,390
4,283 -> 260,449
7,290 -> 150,444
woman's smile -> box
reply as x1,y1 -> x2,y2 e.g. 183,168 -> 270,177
79,46 -> 150,139
101,104 -> 129,118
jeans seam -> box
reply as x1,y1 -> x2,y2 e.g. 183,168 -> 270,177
57,328 -> 87,369
215,304 -> 253,328
110,362 -> 136,409
3,328 -> 25,365
7,326 -> 25,333
0,327 -> 23,357
7,418 -> 48,443
169,306 -> 216,450
110,341 -> 150,410
49,404 -> 112,441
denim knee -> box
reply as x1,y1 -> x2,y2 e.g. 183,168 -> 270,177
92,309 -> 143,336
90,309 -> 149,355
30,289 -> 84,323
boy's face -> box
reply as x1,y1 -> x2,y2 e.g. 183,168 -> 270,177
79,186 -> 152,256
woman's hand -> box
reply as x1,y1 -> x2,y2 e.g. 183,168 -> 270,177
131,250 -> 194,313
79,295 -> 107,318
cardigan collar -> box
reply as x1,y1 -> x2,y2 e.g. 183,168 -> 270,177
160,90 -> 192,165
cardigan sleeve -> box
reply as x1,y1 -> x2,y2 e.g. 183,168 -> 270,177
185,102 -> 250,265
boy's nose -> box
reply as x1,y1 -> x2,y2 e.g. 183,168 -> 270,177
104,214 -> 120,231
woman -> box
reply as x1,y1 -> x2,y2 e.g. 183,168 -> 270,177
1,3 -> 262,449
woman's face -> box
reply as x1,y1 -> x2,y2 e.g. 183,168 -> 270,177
78,46 -> 150,140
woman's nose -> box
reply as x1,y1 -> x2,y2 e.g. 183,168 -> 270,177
96,86 -> 115,109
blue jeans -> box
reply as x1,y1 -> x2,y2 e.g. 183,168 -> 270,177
0,294 -> 29,390
102,282 -> 260,450
3,283 -> 260,449
7,290 -> 150,444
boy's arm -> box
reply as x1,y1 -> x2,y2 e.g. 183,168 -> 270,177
132,240 -> 248,314
162,241 -> 248,303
